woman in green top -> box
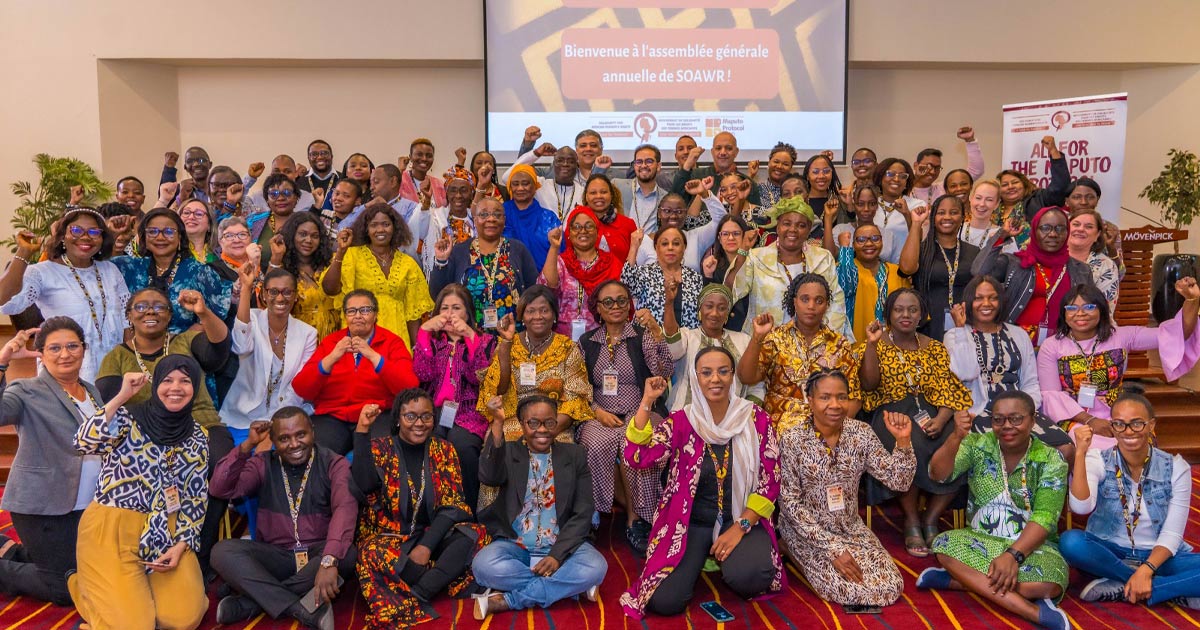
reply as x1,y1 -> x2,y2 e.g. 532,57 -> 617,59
917,390 -> 1070,630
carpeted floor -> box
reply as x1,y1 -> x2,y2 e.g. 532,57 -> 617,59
5,475 -> 1200,630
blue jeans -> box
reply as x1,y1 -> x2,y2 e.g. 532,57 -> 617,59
1060,530 -> 1200,605
471,540 -> 607,610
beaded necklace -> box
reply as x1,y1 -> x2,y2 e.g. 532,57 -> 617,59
62,255 -> 108,338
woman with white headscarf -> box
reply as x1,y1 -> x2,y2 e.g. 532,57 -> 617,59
619,346 -> 784,619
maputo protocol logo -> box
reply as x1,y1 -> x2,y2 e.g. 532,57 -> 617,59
1050,111 -> 1071,131
633,113 -> 658,143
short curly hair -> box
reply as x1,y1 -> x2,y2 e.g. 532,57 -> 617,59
782,273 -> 832,318
351,202 -> 413,250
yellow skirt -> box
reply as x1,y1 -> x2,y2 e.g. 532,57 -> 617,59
68,503 -> 208,630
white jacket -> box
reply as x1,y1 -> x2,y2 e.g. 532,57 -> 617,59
220,309 -> 318,429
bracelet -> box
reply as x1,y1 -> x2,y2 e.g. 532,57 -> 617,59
1186,298 -> 1199,303
1143,560 -> 1160,575
736,249 -> 749,258
0,364 -> 8,372
11,254 -> 30,265
475,188 -> 488,194
268,262 -> 281,269
433,258 -> 449,269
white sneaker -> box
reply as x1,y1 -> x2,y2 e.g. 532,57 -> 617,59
472,589 -> 493,621
585,585 -> 599,602
1079,578 -> 1126,603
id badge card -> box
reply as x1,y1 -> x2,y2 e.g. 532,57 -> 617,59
913,408 -> 932,429
438,400 -> 459,428
826,485 -> 846,512
293,545 -> 310,572
163,486 -> 181,514
602,368 -> 619,396
519,362 -> 537,386
571,318 -> 588,342
1121,556 -> 1142,569
1036,325 -> 1048,346
483,308 -> 499,329
1077,384 -> 1098,408
944,308 -> 955,331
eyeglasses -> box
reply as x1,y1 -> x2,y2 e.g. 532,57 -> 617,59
67,225 -> 104,239
475,211 -> 503,220
569,222 -> 596,232
810,167 -> 832,176
718,231 -> 743,239
344,306 -> 377,316
131,302 -> 169,314
991,414 -> 1027,428
146,227 -> 178,238
221,231 -> 250,241
918,164 -> 943,173
266,289 -> 297,300
854,234 -> 883,244
523,417 -> 559,431
179,209 -> 208,220
309,150 -> 332,158
851,158 -> 876,167
1063,303 -> 1099,313
697,367 -> 734,378
184,157 -> 210,166
267,190 -> 295,200
596,296 -> 630,309
633,158 -> 657,166
44,342 -> 84,355
1037,224 -> 1068,235
659,207 -> 686,216
209,181 -> 237,191
1111,420 -> 1149,433
401,412 -> 435,424
883,171 -> 910,181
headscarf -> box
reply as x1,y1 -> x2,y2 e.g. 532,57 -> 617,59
502,196 -> 556,269
1014,206 -> 1071,270
127,354 -> 201,447
443,165 -> 475,188
754,195 -> 816,230
561,206 -> 622,298
697,282 -> 734,307
506,164 -> 541,197
684,353 -> 760,543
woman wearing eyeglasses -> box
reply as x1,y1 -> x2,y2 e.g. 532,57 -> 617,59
701,214 -> 754,332
292,289 -> 420,455
918,391 -> 1071,630
352,389 -> 491,628
179,198 -> 218,263
578,281 -> 674,555
248,173 -> 309,249
834,222 -> 915,344
802,153 -> 842,241
849,148 -> 877,189
112,208 -> 233,335
995,136 -> 1071,251
826,181 -> 884,254
1061,392 -> 1200,609
971,206 -> 1095,344
271,211 -> 339,339
622,349 -> 782,618
1066,206 -> 1120,313
1037,280 -> 1200,451
429,197 -> 539,332
0,208 -> 129,382
871,158 -> 927,265
540,206 -> 622,339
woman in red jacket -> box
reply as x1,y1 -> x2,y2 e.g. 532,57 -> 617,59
292,289 -> 419,454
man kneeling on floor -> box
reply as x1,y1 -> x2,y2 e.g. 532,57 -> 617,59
209,407 -> 358,630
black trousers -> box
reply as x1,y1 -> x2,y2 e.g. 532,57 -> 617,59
211,538 -> 358,619
377,527 -> 477,601
198,424 -> 234,576
312,413 -> 393,456
437,425 -> 484,513
0,510 -> 83,605
645,523 -> 776,616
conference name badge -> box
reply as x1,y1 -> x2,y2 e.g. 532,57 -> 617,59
519,362 -> 537,386
484,308 -> 499,329
602,368 -> 619,396
826,485 -> 846,512
439,401 -> 459,429
1077,384 -> 1098,408
293,544 -> 309,572
163,486 -> 182,514
571,318 -> 587,342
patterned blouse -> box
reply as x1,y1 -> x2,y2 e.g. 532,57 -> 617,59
1085,251 -> 1120,314
620,262 -> 704,329
758,323 -> 861,430
292,267 -> 340,340
859,336 -> 973,413
336,245 -> 433,349
74,407 -> 208,560
476,333 -> 595,439
462,239 -> 521,326
947,432 -> 1067,542
111,255 -> 233,334
411,329 -> 495,439
538,256 -> 600,338
585,323 -> 675,416
513,452 -> 558,553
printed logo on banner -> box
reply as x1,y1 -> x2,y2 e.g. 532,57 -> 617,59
705,118 -> 722,137
634,113 -> 658,143
1051,111 -> 1071,131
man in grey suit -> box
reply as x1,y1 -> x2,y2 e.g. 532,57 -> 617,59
611,144 -> 671,233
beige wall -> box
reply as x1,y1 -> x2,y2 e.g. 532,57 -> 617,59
1,0 -> 1198,253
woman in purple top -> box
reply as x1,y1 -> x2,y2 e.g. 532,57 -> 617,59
620,346 -> 783,618
413,284 -> 496,510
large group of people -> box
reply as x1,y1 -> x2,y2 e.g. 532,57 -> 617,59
0,125 -> 1196,630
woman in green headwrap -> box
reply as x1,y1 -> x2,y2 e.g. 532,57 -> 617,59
663,283 -> 764,411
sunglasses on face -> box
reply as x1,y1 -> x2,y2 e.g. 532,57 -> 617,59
184,157 -> 210,166
67,225 -> 104,239
146,227 -> 178,238
991,414 -> 1027,428
267,190 -> 295,200
597,296 -> 630,309
1063,303 -> 1099,313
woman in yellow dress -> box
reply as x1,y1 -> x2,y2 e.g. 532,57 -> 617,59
270,211 -> 340,339
322,201 -> 433,347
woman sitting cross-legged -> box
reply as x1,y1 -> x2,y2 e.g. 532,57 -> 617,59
918,391 -> 1071,630
621,348 -> 783,618
471,395 -> 607,619
776,369 -> 916,611
352,389 -> 491,629
1060,390 -> 1200,609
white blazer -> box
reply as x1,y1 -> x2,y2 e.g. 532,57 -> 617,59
943,323 -> 1041,417
220,310 -> 318,429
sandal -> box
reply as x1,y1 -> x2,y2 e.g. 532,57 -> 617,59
904,526 -> 930,558
921,524 -> 941,549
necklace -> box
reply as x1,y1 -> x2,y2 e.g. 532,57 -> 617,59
151,258 -> 180,289
407,453 -> 428,534
778,248 -> 808,283
280,453 -> 315,548
59,381 -> 101,417
938,242 -> 961,307
879,199 -> 900,227
523,331 -> 553,356
997,441 -> 1032,514
268,321 -> 288,347
888,330 -> 924,396
372,248 -> 395,274
972,327 -> 1013,387
705,442 -> 730,523
62,255 -> 108,338
131,334 -> 171,377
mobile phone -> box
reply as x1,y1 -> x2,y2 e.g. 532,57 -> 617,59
844,604 -> 882,615
139,560 -> 169,568
700,601 -> 734,622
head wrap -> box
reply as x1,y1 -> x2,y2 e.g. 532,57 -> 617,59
754,196 -> 816,230
443,165 -> 475,188
1015,206 -> 1071,270
127,354 -> 201,447
697,282 -> 734,307
1067,177 -> 1102,198
506,164 -> 541,196
560,206 -> 622,298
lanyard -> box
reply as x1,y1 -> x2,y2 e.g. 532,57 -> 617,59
778,250 -> 808,285
938,243 -> 961,307
279,454 -> 315,548
131,334 -> 171,377
997,441 -> 1032,513
705,442 -> 730,516
1115,450 -> 1151,551
63,256 -> 109,338
266,332 -> 288,406
407,455 -> 428,535
556,184 -> 575,220
1036,264 -> 1068,324
473,240 -> 504,301
888,330 -> 924,396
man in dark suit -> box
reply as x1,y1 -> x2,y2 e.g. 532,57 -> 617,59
471,394 -> 607,619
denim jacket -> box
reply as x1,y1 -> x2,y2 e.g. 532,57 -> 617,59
1086,446 -> 1191,552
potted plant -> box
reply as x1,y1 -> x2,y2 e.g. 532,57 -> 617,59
6,154 -> 113,328
1140,148 -> 1200,322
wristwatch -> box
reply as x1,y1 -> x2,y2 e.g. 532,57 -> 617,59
320,554 -> 338,569
1004,547 -> 1026,564
738,518 -> 752,534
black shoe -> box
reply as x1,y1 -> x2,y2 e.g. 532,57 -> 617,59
287,601 -> 334,630
625,519 -> 650,557
216,595 -> 262,624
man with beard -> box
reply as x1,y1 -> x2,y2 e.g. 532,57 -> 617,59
502,144 -> 585,221
304,139 -> 340,209
159,146 -> 213,203
612,144 -> 670,232
672,131 -> 761,207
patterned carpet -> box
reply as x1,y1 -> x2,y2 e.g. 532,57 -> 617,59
5,476 -> 1200,630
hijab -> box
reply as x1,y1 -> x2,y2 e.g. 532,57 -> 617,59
684,354 -> 760,542
505,164 -> 541,197
127,354 -> 201,447
1014,206 -> 1072,329
561,206 -> 622,297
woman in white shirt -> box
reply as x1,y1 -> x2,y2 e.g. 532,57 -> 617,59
220,262 -> 317,438
959,179 -> 1008,251
1061,391 -> 1200,609
871,158 -> 928,264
